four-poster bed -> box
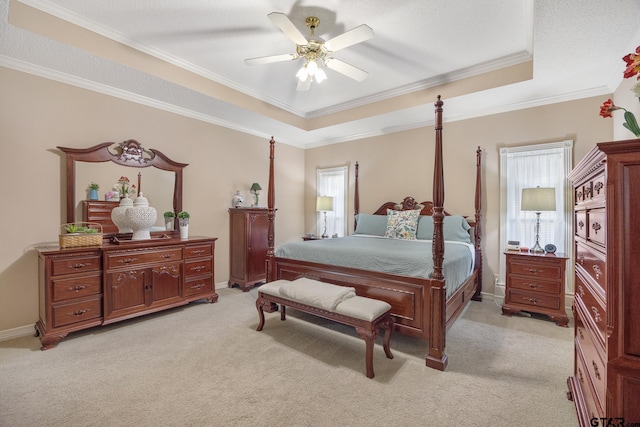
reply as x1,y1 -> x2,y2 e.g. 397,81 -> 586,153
264,96 -> 483,370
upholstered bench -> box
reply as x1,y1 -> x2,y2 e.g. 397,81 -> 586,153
255,277 -> 394,378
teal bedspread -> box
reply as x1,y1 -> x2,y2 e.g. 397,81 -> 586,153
275,235 -> 475,298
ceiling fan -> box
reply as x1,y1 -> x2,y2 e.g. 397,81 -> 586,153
244,12 -> 374,91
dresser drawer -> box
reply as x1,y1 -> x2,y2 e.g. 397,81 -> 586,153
508,259 -> 562,280
184,258 -> 212,277
184,276 -> 213,297
575,305 -> 606,406
506,288 -> 561,310
106,248 -> 183,269
53,297 -> 102,328
509,276 -> 561,295
575,241 -> 606,293
52,272 -> 102,302
589,172 -> 606,202
575,272 -> 606,347
184,244 -> 213,259
51,255 -> 101,276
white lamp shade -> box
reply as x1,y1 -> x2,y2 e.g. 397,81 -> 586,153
316,196 -> 334,212
521,187 -> 556,212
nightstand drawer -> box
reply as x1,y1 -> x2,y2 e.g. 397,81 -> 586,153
506,288 -> 561,310
508,260 -> 562,280
509,276 -> 561,295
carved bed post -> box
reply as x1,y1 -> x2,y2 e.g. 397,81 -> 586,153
473,146 -> 483,301
266,137 -> 276,282
354,161 -> 360,232
426,95 -> 448,371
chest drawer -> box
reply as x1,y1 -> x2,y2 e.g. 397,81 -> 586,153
587,208 -> 606,247
509,276 -> 561,295
52,272 -> 102,302
508,259 -> 562,280
184,244 -> 212,259
575,272 -> 606,347
106,248 -> 183,269
51,255 -> 101,276
575,210 -> 587,240
506,288 -> 561,310
52,297 -> 102,328
575,305 -> 606,407
184,258 -> 212,277
575,241 -> 606,293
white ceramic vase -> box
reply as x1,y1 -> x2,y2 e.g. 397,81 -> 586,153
110,194 -> 134,233
124,193 -> 157,240
232,190 -> 243,208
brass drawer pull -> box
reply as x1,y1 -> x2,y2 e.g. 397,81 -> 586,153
593,181 -> 603,194
591,306 -> 602,323
592,361 -> 601,380
190,283 -> 205,290
73,263 -> 88,269
68,308 -> 91,317
592,265 -> 602,280
591,222 -> 601,234
190,265 -> 206,272
162,253 -> 175,259
67,284 -> 88,292
191,249 -> 205,255
527,268 -> 539,274
122,258 -> 135,264
523,297 -> 540,304
525,282 -> 542,289
578,220 -> 585,230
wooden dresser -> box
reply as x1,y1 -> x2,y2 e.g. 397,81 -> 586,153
567,139 -> 640,426
502,251 -> 569,327
35,236 -> 217,350
228,208 -> 269,291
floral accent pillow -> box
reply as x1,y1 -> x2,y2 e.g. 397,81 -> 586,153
384,209 -> 420,240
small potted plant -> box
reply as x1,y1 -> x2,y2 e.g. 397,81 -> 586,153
88,182 -> 100,200
163,211 -> 176,231
177,211 -> 190,239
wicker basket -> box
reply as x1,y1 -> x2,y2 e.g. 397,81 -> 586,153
59,222 -> 103,248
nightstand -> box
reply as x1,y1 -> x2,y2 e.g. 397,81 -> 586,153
502,251 -> 569,327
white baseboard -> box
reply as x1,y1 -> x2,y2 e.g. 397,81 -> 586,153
0,324 -> 35,343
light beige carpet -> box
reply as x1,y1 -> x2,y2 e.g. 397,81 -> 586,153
0,287 -> 578,426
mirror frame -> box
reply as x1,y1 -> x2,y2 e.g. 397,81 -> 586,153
58,139 -> 187,236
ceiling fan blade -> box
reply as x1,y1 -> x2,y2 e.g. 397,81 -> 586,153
325,58 -> 368,82
268,12 -> 308,46
296,76 -> 312,91
244,53 -> 297,66
324,24 -> 374,52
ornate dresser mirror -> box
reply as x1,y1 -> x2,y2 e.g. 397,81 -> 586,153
57,139 -> 187,238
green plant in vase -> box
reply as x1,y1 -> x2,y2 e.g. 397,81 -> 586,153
163,211 -> 176,231
88,182 -> 100,200
177,211 -> 190,239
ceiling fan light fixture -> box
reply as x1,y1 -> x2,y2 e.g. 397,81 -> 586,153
306,59 -> 318,75
315,67 -> 327,83
296,65 -> 309,81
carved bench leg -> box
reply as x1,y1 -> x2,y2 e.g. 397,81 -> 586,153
356,327 -> 378,379
382,315 -> 394,360
256,298 -> 266,331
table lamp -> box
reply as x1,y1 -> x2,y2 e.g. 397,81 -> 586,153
521,187 -> 556,253
250,183 -> 262,207
316,196 -> 334,239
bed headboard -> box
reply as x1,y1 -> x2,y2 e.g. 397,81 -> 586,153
370,197 -> 476,227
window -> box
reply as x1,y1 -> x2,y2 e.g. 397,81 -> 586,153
499,140 -> 573,294
316,166 -> 348,237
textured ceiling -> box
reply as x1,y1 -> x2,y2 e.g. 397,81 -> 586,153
1,0 -> 640,148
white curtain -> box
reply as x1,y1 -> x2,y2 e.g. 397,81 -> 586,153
316,166 -> 348,237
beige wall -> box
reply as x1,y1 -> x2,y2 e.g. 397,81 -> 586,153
0,64 -> 622,337
305,96 -> 613,297
0,67 -> 305,333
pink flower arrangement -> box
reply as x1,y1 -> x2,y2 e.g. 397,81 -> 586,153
599,46 -> 640,138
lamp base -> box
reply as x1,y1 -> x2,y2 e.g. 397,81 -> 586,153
529,242 -> 545,254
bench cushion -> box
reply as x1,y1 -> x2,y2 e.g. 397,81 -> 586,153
278,278 -> 356,311
334,296 -> 392,322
